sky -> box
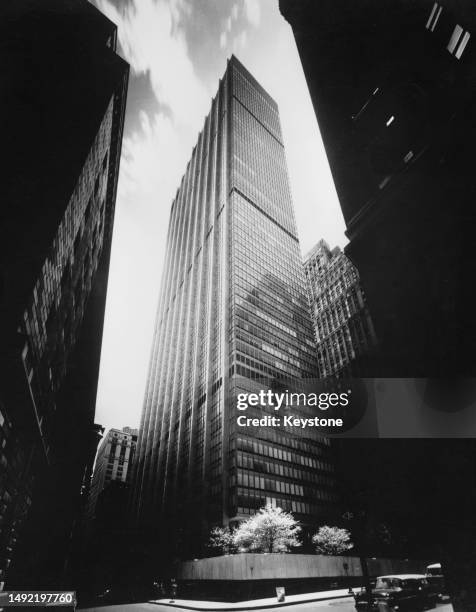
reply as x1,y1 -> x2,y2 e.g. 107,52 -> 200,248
93,0 -> 347,435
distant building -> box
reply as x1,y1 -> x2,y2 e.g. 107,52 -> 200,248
87,427 -> 138,522
121,426 -> 138,437
304,240 -> 377,378
0,0 -> 128,587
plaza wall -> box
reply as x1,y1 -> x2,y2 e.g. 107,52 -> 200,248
178,553 -> 429,581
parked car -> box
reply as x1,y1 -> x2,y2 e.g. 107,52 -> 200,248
354,574 -> 438,611
425,563 -> 446,600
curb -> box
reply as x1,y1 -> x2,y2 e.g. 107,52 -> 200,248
148,592 -> 354,611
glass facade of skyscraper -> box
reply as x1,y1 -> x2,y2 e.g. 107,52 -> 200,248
131,57 -> 338,556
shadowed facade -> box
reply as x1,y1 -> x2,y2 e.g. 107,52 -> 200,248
0,0 -> 128,587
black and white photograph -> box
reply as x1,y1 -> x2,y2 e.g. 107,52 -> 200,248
1,1 -> 476,611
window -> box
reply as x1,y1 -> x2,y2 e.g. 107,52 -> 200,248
455,31 -> 471,59
85,198 -> 92,223
73,231 -> 81,256
61,265 -> 70,292
447,24 -> 471,59
426,3 -> 442,32
447,24 -> 464,54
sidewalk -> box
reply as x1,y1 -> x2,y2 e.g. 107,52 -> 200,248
150,587 -> 356,610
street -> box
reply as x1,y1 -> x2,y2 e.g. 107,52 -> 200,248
80,597 -> 454,612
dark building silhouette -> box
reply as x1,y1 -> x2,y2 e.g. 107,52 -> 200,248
131,56 -> 338,562
304,240 -> 377,378
281,1 -> 476,606
0,0 -> 128,588
72,427 -> 138,601
80,424 -> 106,519
281,0 -> 476,378
89,481 -> 131,586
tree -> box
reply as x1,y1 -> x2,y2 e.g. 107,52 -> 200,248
233,505 -> 301,553
207,526 -> 237,555
312,525 -> 354,555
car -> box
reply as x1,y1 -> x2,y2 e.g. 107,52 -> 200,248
354,573 -> 439,611
425,563 -> 446,600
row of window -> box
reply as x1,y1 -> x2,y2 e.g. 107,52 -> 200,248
233,488 -> 335,517
235,451 -> 335,486
234,436 -> 334,472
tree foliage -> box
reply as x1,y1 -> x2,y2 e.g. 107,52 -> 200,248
312,525 -> 354,555
207,526 -> 237,555
233,505 -> 301,553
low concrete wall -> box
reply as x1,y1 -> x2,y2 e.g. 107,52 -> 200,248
178,553 -> 428,581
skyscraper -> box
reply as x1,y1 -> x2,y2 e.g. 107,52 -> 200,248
131,56 -> 338,558
304,240 -> 377,378
1,0 -> 128,587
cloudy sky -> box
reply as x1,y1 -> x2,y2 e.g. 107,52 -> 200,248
93,0 -> 347,435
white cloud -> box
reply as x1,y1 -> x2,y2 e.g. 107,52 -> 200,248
94,0 -> 213,433
224,0 -> 258,53
233,30 -> 247,52
96,0 -> 209,129
243,0 -> 260,27
220,30 -> 227,49
118,111 -> 189,207
169,0 -> 191,22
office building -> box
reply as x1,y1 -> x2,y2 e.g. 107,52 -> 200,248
280,0 -> 476,377
0,0 -> 128,587
86,427 -> 138,522
131,56 -> 338,559
304,240 -> 377,378
280,1 -> 476,606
